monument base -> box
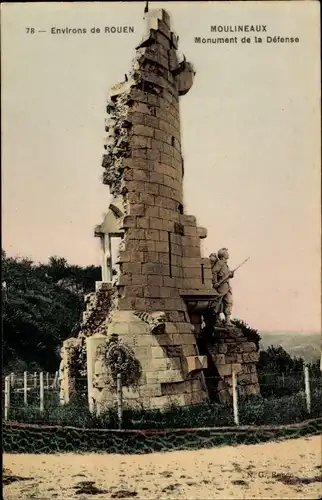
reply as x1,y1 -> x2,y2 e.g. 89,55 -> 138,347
202,326 -> 260,405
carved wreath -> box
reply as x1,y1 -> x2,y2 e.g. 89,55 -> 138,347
96,334 -> 142,390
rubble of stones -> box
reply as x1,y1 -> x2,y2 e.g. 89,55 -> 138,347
101,26 -> 191,197
79,286 -> 116,337
102,93 -> 133,195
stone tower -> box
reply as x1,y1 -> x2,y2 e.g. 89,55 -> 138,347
59,8 -> 260,412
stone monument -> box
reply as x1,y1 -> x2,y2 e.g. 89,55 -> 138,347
58,8 -> 260,411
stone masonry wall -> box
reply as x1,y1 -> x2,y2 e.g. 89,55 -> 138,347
96,9 -> 216,409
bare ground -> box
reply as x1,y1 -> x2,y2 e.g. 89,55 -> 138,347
3,435 -> 322,499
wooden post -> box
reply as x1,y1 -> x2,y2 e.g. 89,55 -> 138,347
23,371 -> 28,405
232,369 -> 239,426
304,365 -> 311,413
46,372 -> 49,390
39,372 -> 44,412
10,372 -> 15,388
53,371 -> 59,389
33,371 -> 37,388
117,373 -> 123,430
4,376 -> 11,420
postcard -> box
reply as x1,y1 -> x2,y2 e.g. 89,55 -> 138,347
2,1 -> 321,499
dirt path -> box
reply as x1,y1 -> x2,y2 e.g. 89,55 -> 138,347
3,435 -> 322,499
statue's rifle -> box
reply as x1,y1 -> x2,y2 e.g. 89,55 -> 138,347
214,257 -> 250,289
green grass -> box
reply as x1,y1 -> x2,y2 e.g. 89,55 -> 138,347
6,388 -> 322,429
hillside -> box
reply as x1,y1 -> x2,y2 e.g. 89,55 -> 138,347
260,331 -> 321,363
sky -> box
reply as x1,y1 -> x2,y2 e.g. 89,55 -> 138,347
1,1 -> 321,332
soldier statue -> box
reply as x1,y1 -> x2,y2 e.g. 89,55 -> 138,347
209,248 -> 235,327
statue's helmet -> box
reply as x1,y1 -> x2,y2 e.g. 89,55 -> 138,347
218,248 -> 229,258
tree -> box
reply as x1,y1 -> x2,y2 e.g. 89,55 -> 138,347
2,250 -> 100,373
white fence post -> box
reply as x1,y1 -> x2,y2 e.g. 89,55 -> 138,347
232,369 -> 239,426
304,365 -> 311,413
53,371 -> 59,389
39,372 -> 44,412
33,371 -> 37,388
46,372 -> 49,390
23,371 -> 28,405
4,376 -> 11,420
117,373 -> 123,430
10,372 -> 15,388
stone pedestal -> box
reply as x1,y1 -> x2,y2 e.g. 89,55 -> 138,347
205,327 -> 260,405
58,337 -> 83,405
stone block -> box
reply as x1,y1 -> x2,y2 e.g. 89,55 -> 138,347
244,383 -> 260,396
179,214 -> 196,226
243,352 -> 260,363
162,276 -> 176,287
167,311 -> 186,322
125,285 -> 144,298
158,252 -> 170,264
129,204 -> 145,216
158,370 -> 184,384
136,217 -> 149,229
181,235 -> 200,248
139,191 -> 155,205
133,124 -> 154,137
161,381 -> 187,396
131,275 -> 148,286
182,247 -> 201,258
185,355 -> 207,374
145,229 -> 160,241
145,298 -> 167,310
133,297 -> 152,310
121,262 -> 142,274
218,344 -> 228,354
183,267 -> 203,279
126,228 -> 146,240
168,394 -> 186,406
149,171 -> 164,184
159,286 -> 172,298
117,297 -> 136,309
132,135 -> 152,148
146,149 -> 161,161
144,114 -> 160,128
225,355 -> 238,364
216,364 -> 232,377
144,182 -> 160,195
144,285 -> 161,298
240,342 -> 258,353
163,298 -> 179,311
197,226 -> 207,239
142,262 -> 169,275
149,217 -> 164,230
150,395 -> 171,409
140,384 -> 163,397
213,354 -> 226,365
237,373 -> 252,385
151,346 -> 167,358
155,241 -> 169,252
145,205 -> 160,217
182,257 -> 203,268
